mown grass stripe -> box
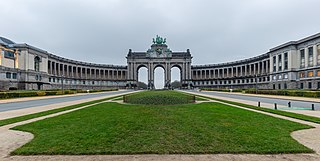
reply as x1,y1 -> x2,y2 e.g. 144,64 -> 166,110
192,93 -> 320,124
11,101 -> 312,155
0,96 -> 120,127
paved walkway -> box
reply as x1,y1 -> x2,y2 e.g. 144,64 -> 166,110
189,90 -> 320,118
209,90 -> 320,103
0,90 -> 130,120
0,90 -> 320,161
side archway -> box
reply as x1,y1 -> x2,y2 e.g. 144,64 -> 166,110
171,64 -> 182,89
136,65 -> 148,89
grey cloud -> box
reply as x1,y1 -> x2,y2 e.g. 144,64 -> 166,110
1,0 -> 320,87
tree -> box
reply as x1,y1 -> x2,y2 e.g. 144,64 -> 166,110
137,81 -> 148,89
171,80 -> 182,89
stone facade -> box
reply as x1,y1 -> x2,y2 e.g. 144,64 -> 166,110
1,34 -> 320,90
127,42 -> 192,89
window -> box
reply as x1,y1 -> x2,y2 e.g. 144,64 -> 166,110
273,75 -> 277,80
278,54 -> 282,71
273,84 -> 276,89
300,83 -> 304,89
278,84 -> 281,89
4,51 -> 15,58
300,49 -> 305,68
308,71 -> 314,77
6,72 -> 11,79
317,70 -> 320,76
308,82 -> 312,89
283,74 -> 288,79
34,56 -> 41,72
299,72 -> 305,78
49,77 -> 51,82
318,82 -> 320,89
278,74 -> 282,80
308,47 -> 313,67
317,45 -> 320,65
284,83 -> 287,89
273,56 -> 276,72
284,52 -> 288,70
12,73 -> 17,79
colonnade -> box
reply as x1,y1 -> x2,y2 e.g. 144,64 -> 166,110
47,60 -> 127,80
192,60 -> 270,80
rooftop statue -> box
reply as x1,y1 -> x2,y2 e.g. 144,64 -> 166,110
152,35 -> 166,45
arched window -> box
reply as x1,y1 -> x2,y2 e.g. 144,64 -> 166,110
34,56 -> 40,72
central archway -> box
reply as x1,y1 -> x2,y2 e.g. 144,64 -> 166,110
154,66 -> 165,89
126,36 -> 193,89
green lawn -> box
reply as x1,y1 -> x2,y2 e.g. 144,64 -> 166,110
194,94 -> 320,124
0,96 -> 119,127
124,90 -> 196,105
12,101 -> 312,155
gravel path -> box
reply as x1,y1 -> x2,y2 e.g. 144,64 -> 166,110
0,91 -> 320,161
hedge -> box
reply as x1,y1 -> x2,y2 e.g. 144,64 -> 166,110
201,88 -> 320,98
244,89 -> 320,98
0,89 -> 118,99
200,88 -> 243,93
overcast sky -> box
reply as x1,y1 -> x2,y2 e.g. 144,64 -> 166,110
1,0 -> 320,88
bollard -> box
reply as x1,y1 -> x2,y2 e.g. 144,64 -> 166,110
312,104 -> 315,111
123,95 -> 127,103
274,103 -> 277,110
258,102 -> 260,107
288,102 -> 291,108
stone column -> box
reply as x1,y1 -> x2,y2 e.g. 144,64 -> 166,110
14,49 -> 19,68
0,48 -> 2,66
314,45 -> 317,66
304,48 -> 308,68
231,67 -> 234,77
235,66 -> 238,77
223,68 -> 226,78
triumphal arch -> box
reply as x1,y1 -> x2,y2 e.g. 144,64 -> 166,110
126,35 -> 193,89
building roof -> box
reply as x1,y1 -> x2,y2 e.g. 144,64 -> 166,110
0,37 -> 15,46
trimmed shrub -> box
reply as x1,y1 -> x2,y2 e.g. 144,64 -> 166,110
0,88 -> 118,100
36,91 -> 46,96
200,88 -> 243,93
125,91 -> 195,105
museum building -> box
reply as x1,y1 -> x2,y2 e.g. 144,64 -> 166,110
1,33 -> 320,90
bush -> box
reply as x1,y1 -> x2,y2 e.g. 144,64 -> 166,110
36,91 -> 46,96
124,90 -> 195,105
243,89 -> 320,98
0,88 -> 118,100
200,88 -> 243,93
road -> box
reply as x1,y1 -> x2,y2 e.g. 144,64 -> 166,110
189,90 -> 320,110
0,90 -> 131,112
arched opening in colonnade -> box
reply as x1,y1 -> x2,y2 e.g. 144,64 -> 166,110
137,66 -> 148,89
154,66 -> 165,89
171,66 -> 181,89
